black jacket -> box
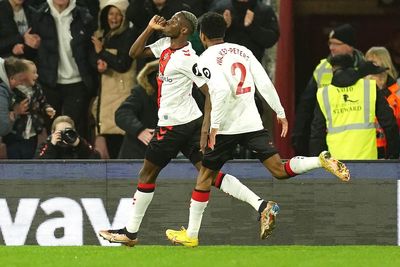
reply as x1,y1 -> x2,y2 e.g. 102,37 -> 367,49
30,4 -> 97,92
6,83 -> 50,137
210,0 -> 279,61
292,50 -> 365,156
35,137 -> 100,159
0,1 -> 36,58
116,85 -> 158,159
309,79 -> 400,159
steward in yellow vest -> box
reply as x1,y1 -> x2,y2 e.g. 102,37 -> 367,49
310,54 -> 399,159
292,23 -> 365,156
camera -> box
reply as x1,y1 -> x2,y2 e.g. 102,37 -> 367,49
60,128 -> 78,145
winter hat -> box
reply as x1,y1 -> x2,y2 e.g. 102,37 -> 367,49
329,24 -> 355,47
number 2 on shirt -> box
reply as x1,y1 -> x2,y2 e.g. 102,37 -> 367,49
231,62 -> 251,95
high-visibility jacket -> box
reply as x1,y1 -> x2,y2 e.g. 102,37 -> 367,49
317,79 -> 377,159
376,79 -> 400,149
313,59 -> 333,88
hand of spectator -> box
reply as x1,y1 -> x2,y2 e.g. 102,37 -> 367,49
45,107 -> 56,119
97,59 -> 108,73
23,28 -> 41,49
12,44 -> 25,55
91,36 -> 103,53
148,15 -> 166,31
244,9 -> 255,27
223,9 -> 232,28
51,131 -> 62,145
13,98 -> 30,115
277,117 -> 288,138
208,128 -> 218,150
137,128 -> 155,145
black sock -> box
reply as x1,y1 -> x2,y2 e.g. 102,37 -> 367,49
258,200 -> 268,214
124,228 -> 138,239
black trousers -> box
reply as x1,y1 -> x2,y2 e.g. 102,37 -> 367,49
43,82 -> 90,140
3,133 -> 37,159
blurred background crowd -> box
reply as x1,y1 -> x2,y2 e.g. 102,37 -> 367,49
0,0 -> 399,160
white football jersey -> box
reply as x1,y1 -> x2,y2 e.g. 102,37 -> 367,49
197,42 -> 285,135
148,37 -> 206,126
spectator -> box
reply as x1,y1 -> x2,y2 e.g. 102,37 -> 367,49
310,54 -> 399,159
0,57 -> 30,158
77,0 -> 100,19
365,46 -> 400,158
387,30 -> 400,74
182,0 -> 213,17
30,0 -> 97,139
292,23 -> 366,156
0,0 -> 41,58
0,57 -> 30,138
2,60 -> 56,159
35,115 -> 100,159
115,60 -> 158,159
91,0 -> 138,159
209,0 -> 279,62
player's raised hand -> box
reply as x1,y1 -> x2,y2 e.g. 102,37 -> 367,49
277,117 -> 288,138
149,15 -> 166,31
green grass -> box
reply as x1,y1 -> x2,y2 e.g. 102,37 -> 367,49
0,246 -> 399,267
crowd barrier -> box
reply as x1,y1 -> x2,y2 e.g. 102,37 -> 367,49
0,160 -> 399,246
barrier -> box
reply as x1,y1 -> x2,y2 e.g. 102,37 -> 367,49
0,160 -> 399,246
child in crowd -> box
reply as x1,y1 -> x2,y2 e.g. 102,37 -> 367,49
3,60 -> 55,159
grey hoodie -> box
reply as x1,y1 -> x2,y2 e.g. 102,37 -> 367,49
0,57 -> 13,136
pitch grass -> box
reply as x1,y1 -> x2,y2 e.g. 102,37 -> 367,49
1,246 -> 400,267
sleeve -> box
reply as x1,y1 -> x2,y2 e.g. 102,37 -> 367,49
76,138 -> 101,159
98,29 -> 136,73
245,5 -> 280,49
0,9 -> 24,56
126,0 -> 148,30
309,103 -> 328,156
375,88 -> 400,159
0,88 -> 12,136
201,59 -> 230,129
179,53 -> 208,88
291,77 -> 318,155
147,37 -> 171,58
209,78 -> 230,129
195,54 -> 230,129
115,88 -> 146,137
249,52 -> 285,118
35,141 -> 58,159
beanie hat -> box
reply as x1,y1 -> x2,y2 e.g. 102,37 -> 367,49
329,24 -> 355,47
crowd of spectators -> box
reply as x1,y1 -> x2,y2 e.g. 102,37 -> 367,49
0,0 -> 399,160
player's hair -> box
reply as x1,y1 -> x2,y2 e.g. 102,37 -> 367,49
199,12 -> 227,39
179,11 -> 198,35
4,57 -> 29,78
51,115 -> 76,132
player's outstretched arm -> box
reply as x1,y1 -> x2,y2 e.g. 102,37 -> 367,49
199,84 -> 211,153
129,15 -> 166,59
249,54 -> 285,119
